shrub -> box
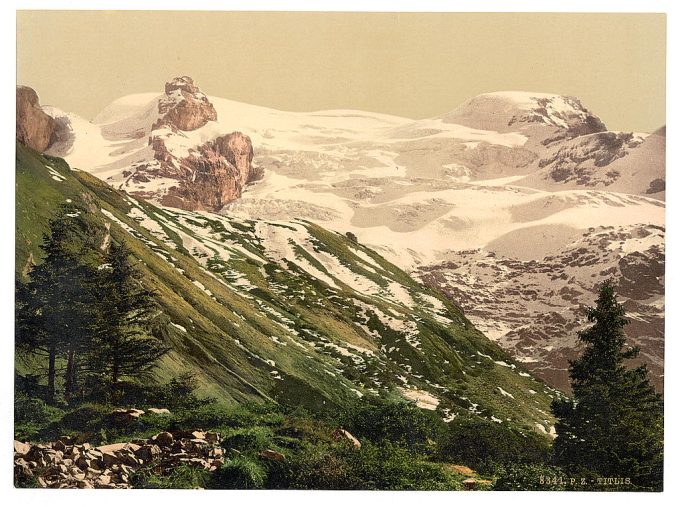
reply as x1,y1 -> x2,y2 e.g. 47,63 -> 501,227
437,417 -> 550,471
353,442 -> 460,490
221,427 -> 273,453
58,403 -> 110,432
14,396 -> 64,441
277,441 -> 460,490
492,463 -> 567,491
14,396 -> 64,435
210,456 -> 267,489
343,398 -> 444,452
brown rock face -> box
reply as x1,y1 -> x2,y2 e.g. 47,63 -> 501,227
156,131 -> 259,212
16,86 -> 57,152
152,76 -> 217,132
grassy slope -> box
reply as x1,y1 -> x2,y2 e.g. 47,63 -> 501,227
16,142 -> 558,435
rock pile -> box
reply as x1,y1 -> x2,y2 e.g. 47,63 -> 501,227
14,429 -> 224,489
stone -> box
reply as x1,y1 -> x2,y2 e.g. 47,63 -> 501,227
75,456 -> 92,470
258,449 -> 285,462
52,440 -> 67,452
109,408 -> 145,425
463,478 -> 478,491
153,431 -> 174,447
135,444 -> 161,463
147,408 -> 171,415
332,428 -> 361,449
205,432 -> 220,443
14,458 -> 33,478
96,442 -> 140,454
101,452 -> 118,467
185,438 -> 209,452
96,475 -> 111,486
13,440 -> 31,456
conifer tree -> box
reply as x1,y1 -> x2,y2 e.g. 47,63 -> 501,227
16,205 -> 104,402
551,280 -> 663,491
90,240 -> 168,392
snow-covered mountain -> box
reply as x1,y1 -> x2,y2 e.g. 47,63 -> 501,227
37,79 -> 665,391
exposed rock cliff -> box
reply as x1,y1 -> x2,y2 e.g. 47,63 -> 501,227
152,76 -> 217,132
16,86 -> 58,152
156,131 -> 259,211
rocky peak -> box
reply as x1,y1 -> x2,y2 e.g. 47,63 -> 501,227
153,76 -> 217,132
16,85 -> 58,152
441,91 -> 607,140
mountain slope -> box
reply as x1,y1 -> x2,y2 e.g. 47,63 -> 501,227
16,142 -> 559,435
34,81 -> 664,392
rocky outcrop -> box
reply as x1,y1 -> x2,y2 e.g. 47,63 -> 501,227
152,76 -> 217,132
16,86 -> 58,152
114,76 -> 263,212
155,131 -> 261,212
14,430 -> 224,489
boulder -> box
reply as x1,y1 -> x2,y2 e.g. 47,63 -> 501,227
135,444 -> 162,463
95,475 -> 111,487
205,432 -> 220,443
463,478 -> 478,491
331,428 -> 361,449
109,408 -> 145,425
153,431 -> 174,447
13,440 -> 31,456
147,408 -> 171,415
14,458 -> 33,478
258,449 -> 285,462
96,442 -> 141,454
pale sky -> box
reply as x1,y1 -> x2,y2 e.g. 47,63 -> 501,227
16,11 -> 666,132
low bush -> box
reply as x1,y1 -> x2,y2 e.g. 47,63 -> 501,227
221,426 -> 273,453
342,397 -> 444,452
272,441 -> 460,490
210,456 -> 267,489
492,463 -> 567,491
14,396 -> 64,441
437,417 -> 551,472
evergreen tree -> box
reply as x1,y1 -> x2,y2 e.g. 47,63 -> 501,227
551,280 -> 663,491
15,205 -> 104,402
89,240 -> 168,394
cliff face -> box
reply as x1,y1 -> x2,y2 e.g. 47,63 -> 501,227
156,132 -> 257,211
16,86 -> 57,152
